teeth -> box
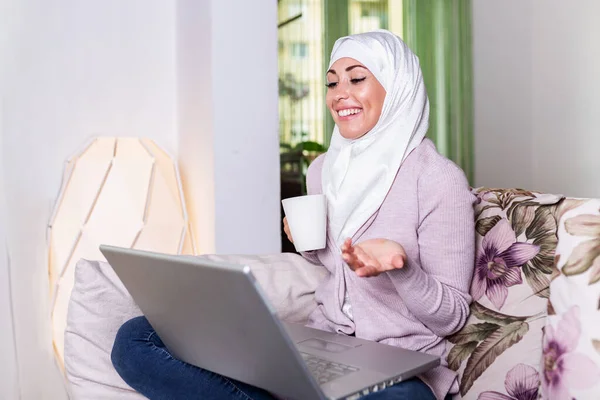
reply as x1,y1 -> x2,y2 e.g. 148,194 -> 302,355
338,108 -> 362,117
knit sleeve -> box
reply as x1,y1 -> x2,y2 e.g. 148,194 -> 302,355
387,162 -> 476,337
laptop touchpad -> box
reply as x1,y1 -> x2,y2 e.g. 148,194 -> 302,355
298,338 -> 354,353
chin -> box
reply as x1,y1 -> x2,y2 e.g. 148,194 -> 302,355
339,129 -> 368,140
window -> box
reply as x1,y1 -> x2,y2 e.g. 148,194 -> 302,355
278,0 -> 325,147
278,0 -> 403,148
290,42 -> 308,58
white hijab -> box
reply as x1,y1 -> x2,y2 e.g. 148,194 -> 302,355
322,30 -> 430,246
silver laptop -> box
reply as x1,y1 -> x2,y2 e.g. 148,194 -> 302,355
100,245 -> 439,400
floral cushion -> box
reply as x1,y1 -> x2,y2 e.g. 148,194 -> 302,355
446,188 -> 563,399
542,199 -> 600,399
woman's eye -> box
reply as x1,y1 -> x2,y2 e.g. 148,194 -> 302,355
326,82 -> 338,88
351,77 -> 366,84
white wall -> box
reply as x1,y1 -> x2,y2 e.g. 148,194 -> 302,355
473,0 -> 600,198
2,0 -> 281,398
0,99 -> 20,400
2,1 -> 178,398
177,0 -> 281,255
472,0 -> 534,190
0,2 -> 20,386
177,0 -> 216,255
531,1 -> 600,198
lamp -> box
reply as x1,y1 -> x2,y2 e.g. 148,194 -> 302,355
47,137 -> 195,370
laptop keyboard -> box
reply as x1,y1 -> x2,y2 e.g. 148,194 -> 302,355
300,352 -> 359,385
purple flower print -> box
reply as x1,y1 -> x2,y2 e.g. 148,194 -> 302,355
542,305 -> 600,399
471,219 -> 540,310
475,190 -> 493,205
478,363 -> 539,400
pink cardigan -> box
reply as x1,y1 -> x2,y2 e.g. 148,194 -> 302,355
301,138 -> 476,399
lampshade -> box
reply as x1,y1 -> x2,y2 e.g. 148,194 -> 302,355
47,137 -> 195,371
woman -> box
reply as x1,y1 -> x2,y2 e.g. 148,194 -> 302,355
112,30 -> 475,400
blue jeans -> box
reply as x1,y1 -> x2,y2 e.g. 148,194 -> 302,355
112,316 -> 439,400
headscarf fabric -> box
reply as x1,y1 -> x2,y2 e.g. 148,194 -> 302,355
322,29 -> 430,246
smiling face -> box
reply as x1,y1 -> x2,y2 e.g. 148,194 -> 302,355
326,57 -> 386,140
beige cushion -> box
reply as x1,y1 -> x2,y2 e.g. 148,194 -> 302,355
64,254 -> 327,399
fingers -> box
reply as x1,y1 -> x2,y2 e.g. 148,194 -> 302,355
356,254 -> 404,277
355,265 -> 380,277
343,238 -> 406,277
353,246 -> 381,277
341,238 -> 352,254
341,238 -> 363,271
391,254 -> 405,269
342,249 -> 363,270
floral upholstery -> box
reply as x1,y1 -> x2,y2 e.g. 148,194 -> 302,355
542,199 -> 600,399
447,188 -> 563,399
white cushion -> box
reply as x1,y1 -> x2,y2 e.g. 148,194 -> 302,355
543,199 -> 600,399
64,253 -> 327,399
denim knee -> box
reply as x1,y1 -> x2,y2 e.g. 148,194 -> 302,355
111,316 -> 151,378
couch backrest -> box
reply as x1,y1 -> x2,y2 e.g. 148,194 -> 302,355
542,197 -> 600,399
446,188 -> 563,399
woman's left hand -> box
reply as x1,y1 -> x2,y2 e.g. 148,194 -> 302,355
341,238 -> 407,277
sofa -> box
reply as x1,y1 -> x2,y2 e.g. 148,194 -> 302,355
63,188 -> 600,399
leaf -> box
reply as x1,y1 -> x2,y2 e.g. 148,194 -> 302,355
550,261 -> 561,282
507,200 -> 539,217
526,207 -> 557,241
547,299 -> 556,316
562,239 -> 600,276
447,322 -> 500,345
475,205 -> 499,221
447,342 -> 478,371
295,141 -> 327,152
565,213 -> 600,237
529,232 -> 557,274
510,188 -> 536,197
553,198 -> 588,223
522,263 -> 550,298
588,256 -> 600,285
508,203 -> 537,238
502,191 -> 535,210
554,253 -> 560,265
593,339 -> 600,355
470,302 -> 527,326
476,216 -> 502,237
487,196 -> 503,207
460,321 -> 529,395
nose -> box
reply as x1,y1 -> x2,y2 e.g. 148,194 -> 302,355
335,93 -> 347,102
333,81 -> 350,102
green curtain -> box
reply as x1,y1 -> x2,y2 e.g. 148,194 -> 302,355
323,0 -> 349,148
403,0 -> 474,183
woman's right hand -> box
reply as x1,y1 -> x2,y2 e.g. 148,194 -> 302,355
283,217 -> 294,243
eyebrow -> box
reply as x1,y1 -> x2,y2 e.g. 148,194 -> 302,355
326,65 -> 367,75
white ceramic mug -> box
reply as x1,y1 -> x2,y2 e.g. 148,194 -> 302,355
282,194 -> 327,252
